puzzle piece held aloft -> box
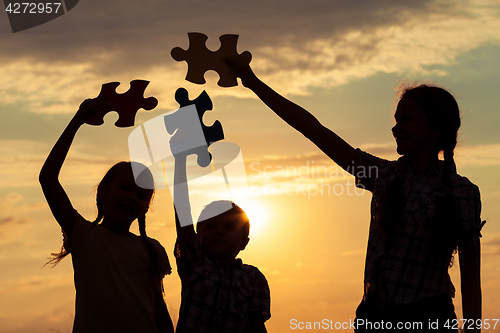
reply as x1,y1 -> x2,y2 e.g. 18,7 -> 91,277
171,33 -> 252,87
87,80 -> 158,127
164,88 -> 225,167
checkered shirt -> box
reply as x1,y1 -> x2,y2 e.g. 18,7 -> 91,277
355,149 -> 483,306
175,236 -> 271,333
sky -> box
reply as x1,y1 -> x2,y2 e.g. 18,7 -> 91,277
1,0 -> 500,332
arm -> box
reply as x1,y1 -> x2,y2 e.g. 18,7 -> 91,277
39,98 -> 108,237
459,234 -> 482,333
226,58 -> 358,171
248,313 -> 267,333
173,154 -> 196,252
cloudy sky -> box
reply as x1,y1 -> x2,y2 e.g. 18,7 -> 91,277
1,0 -> 499,332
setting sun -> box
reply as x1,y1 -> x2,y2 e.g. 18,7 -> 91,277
237,200 -> 269,236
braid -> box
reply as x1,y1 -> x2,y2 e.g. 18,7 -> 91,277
433,147 -> 461,267
138,215 -> 160,277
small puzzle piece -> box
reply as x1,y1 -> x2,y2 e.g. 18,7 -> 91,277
171,32 -> 252,87
164,88 -> 224,167
87,80 -> 158,127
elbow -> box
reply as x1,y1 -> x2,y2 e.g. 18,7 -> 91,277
38,167 -> 55,187
38,171 -> 47,186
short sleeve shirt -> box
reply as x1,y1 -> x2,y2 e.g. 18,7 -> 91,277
175,236 -> 271,333
355,149 -> 482,306
70,213 -> 171,333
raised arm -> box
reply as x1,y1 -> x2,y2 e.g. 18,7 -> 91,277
173,154 -> 196,251
226,58 -> 358,171
39,98 -> 108,236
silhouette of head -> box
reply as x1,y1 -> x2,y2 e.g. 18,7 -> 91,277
196,201 -> 250,260
96,161 -> 155,224
393,84 -> 461,160
48,161 -> 157,267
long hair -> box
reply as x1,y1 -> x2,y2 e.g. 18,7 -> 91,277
384,84 -> 462,266
46,162 -> 159,273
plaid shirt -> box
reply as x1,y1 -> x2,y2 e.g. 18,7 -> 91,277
356,149 -> 483,306
175,236 -> 271,333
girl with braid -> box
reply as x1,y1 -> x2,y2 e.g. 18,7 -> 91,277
227,58 -> 483,332
39,98 -> 174,333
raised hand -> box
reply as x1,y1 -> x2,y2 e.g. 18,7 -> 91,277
225,55 -> 257,88
75,97 -> 110,126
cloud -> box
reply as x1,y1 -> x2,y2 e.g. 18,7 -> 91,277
1,0 -> 499,113
0,216 -> 29,226
242,141 -> 500,197
0,192 -> 43,213
0,140 -> 120,188
455,143 -> 500,167
0,274 -> 72,296
482,233 -> 500,256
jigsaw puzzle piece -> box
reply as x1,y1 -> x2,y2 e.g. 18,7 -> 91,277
175,88 -> 224,146
164,104 -> 212,167
86,80 -> 158,127
163,88 -> 224,167
171,32 -> 252,87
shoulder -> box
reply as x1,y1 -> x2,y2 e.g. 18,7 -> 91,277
147,237 -> 172,276
72,211 -> 95,235
241,264 -> 269,282
147,237 -> 167,252
355,148 -> 399,191
449,173 -> 480,201
357,148 -> 396,169
449,173 -> 482,231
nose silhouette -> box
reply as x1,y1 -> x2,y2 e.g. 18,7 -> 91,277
392,124 -> 398,137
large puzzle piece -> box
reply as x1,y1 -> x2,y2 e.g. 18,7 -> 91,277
171,33 -> 252,87
86,80 -> 158,127
164,88 -> 225,167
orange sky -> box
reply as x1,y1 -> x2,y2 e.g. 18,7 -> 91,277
1,1 -> 500,332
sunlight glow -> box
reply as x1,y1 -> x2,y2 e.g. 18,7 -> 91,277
237,200 -> 269,236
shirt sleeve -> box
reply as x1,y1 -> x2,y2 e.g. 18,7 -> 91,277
249,268 -> 271,322
355,148 -> 392,192
150,239 -> 172,276
70,212 -> 94,254
456,182 -> 484,241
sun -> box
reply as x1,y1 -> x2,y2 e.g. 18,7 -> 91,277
237,200 -> 268,236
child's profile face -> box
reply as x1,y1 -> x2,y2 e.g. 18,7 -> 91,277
392,96 -> 439,156
197,213 -> 249,261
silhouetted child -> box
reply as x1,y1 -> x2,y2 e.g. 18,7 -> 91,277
172,154 -> 270,333
39,98 -> 174,333
227,58 -> 483,332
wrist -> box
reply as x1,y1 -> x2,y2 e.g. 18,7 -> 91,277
69,113 -> 86,128
242,73 -> 260,89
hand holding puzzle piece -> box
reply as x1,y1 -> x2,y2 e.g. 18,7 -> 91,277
171,32 -> 252,87
86,80 -> 158,127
